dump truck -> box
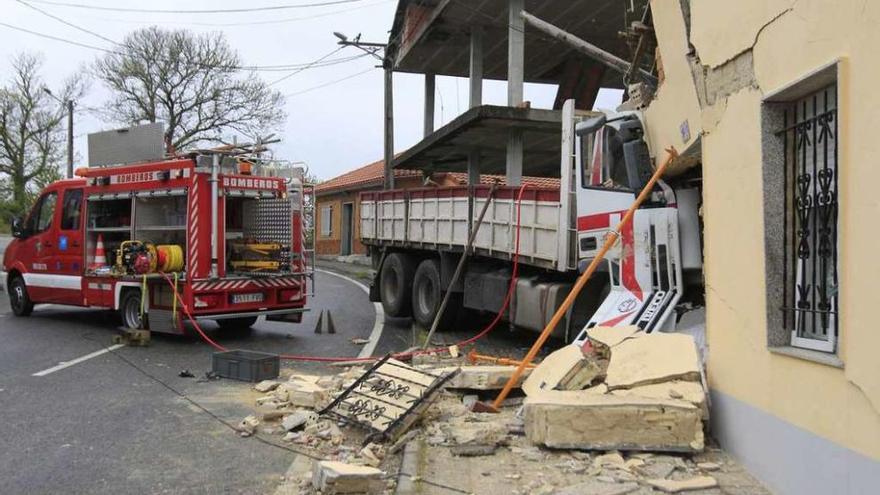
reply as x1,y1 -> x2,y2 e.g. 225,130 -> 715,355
360,100 -> 703,341
1,125 -> 314,333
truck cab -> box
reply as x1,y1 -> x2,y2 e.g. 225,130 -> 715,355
4,179 -> 87,314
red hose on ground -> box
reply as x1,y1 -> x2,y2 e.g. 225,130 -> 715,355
160,184 -> 529,363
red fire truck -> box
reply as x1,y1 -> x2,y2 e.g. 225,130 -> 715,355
1,129 -> 314,334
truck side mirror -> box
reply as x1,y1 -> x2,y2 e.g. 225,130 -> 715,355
11,217 -> 27,239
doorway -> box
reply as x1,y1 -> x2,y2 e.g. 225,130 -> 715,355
341,202 -> 354,255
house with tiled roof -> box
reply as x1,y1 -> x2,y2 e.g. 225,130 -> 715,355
315,159 -> 560,256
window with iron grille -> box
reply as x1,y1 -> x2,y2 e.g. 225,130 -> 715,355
777,83 -> 839,352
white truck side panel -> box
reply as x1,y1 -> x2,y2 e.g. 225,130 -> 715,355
472,197 -> 560,265
407,195 -> 469,246
377,198 -> 407,242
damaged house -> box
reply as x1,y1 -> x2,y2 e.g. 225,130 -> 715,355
371,1 -> 879,494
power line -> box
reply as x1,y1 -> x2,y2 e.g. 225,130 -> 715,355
23,0 -> 365,14
0,21 -> 369,74
284,66 -> 376,97
268,46 -> 346,86
15,0 -> 116,44
72,0 -> 393,27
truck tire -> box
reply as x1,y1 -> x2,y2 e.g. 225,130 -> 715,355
380,252 -> 415,317
411,258 -> 459,331
120,290 -> 147,330
8,276 -> 34,317
217,317 -> 258,334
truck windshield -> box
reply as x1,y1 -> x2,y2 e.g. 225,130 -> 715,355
581,126 -> 630,190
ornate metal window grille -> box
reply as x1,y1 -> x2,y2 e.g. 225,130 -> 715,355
779,84 -> 838,352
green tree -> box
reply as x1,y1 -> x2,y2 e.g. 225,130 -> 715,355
0,53 -> 82,219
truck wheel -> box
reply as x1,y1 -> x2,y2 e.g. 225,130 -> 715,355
380,252 -> 415,317
217,317 -> 258,334
120,290 -> 146,330
411,259 -> 459,331
8,276 -> 34,317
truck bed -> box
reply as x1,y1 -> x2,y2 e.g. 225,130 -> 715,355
360,185 -> 574,271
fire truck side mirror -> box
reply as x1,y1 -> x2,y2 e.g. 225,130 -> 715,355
11,216 -> 29,239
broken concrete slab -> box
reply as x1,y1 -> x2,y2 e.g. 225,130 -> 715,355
522,344 -> 603,396
433,365 -> 532,390
554,479 -> 640,495
645,475 -> 718,493
282,409 -> 318,431
603,333 -> 701,391
237,415 -> 259,437
611,380 -> 708,419
524,391 -> 704,452
274,380 -> 329,409
440,416 -> 509,447
450,444 -> 498,457
586,325 -> 642,349
311,460 -> 384,494
254,380 -> 280,393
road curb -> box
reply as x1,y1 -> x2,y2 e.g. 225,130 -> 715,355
315,268 -> 384,359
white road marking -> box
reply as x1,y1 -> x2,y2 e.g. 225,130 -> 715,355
315,268 -> 384,359
32,344 -> 125,377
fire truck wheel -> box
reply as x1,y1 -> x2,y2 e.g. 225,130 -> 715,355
8,276 -> 34,317
120,290 -> 147,330
380,252 -> 415,317
411,258 -> 460,331
217,317 -> 258,333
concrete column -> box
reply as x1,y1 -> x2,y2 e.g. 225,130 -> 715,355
467,149 -> 481,185
469,28 -> 483,109
383,65 -> 395,189
506,0 -> 525,186
506,130 -> 523,186
424,73 -> 435,137
507,0 -> 524,106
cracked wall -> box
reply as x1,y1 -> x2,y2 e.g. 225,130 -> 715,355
648,0 -> 880,472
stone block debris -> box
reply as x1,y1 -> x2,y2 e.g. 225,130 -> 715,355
602,332 -> 701,391
435,364 -> 532,390
311,460 -> 384,494
522,344 -> 605,396
524,391 -> 704,452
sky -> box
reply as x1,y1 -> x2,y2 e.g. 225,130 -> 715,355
0,0 -> 622,181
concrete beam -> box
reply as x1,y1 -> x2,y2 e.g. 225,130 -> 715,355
506,129 -> 523,186
424,73 -> 435,137
469,27 -> 483,109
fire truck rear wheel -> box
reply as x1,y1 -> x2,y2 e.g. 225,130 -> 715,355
411,258 -> 459,331
120,290 -> 147,330
217,317 -> 258,333
380,252 -> 415,317
8,275 -> 34,317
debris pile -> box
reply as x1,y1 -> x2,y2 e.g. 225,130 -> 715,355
232,328 -> 771,494
523,326 -> 707,453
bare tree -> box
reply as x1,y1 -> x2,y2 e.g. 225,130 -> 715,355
0,53 -> 83,216
94,27 -> 286,151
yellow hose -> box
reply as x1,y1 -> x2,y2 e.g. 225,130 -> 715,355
157,245 -> 184,272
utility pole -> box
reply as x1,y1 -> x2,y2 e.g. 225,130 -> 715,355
43,88 -> 74,178
66,99 -> 74,179
333,32 -> 393,189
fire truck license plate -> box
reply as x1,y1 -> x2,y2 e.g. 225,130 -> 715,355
232,292 -> 264,304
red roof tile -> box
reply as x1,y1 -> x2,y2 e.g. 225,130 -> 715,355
317,159 -> 561,195
315,159 -> 421,194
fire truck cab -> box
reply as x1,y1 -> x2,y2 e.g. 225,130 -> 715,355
2,126 -> 314,334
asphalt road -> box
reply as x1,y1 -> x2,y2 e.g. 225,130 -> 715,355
0,271 -> 378,495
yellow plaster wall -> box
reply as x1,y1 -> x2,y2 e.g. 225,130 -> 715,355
643,0 -> 703,170
650,0 -> 880,461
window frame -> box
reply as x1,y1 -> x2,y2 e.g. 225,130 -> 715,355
761,59 -> 841,357
320,204 -> 333,238
27,191 -> 59,235
60,188 -> 83,231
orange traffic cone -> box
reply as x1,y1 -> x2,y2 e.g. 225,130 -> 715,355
92,234 -> 107,269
